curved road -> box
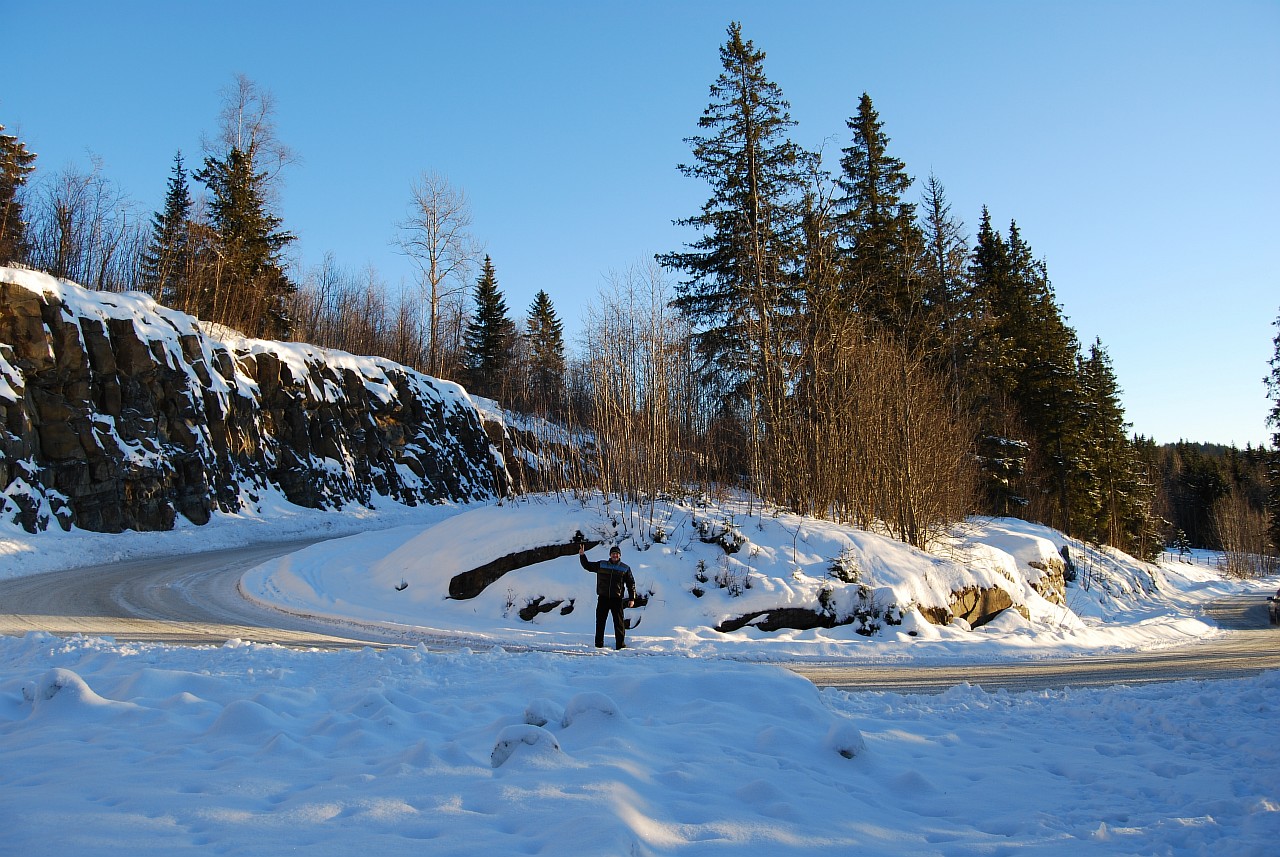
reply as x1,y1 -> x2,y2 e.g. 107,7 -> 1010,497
0,539 -> 411,649
1,538 -> 1277,692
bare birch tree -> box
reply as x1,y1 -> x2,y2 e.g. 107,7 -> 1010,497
208,73 -> 297,194
580,262 -> 696,527
396,171 -> 482,378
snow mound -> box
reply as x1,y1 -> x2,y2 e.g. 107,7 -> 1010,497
491,724 -> 564,768
561,691 -> 622,727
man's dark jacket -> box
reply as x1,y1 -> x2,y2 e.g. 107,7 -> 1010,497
580,553 -> 637,600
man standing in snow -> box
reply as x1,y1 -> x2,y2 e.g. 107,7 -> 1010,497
579,544 -> 637,650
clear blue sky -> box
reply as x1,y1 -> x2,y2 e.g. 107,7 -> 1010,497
8,0 -> 1278,447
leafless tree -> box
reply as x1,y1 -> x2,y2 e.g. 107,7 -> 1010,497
290,257 -> 431,365
396,171 -> 482,378
579,262 -> 697,528
1212,489 -> 1279,578
207,73 -> 297,192
26,156 -> 145,291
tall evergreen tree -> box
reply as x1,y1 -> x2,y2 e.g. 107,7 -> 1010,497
462,255 -> 516,401
835,93 -> 924,342
917,173 -> 971,401
659,22 -> 807,399
0,123 -> 37,265
140,151 -> 193,306
523,289 -> 566,415
1267,309 -> 1280,449
194,146 -> 296,337
1076,339 -> 1159,556
968,211 -> 1087,533
657,21 -> 809,494
967,208 -> 1025,512
1266,308 -> 1280,548
1007,221 -> 1084,534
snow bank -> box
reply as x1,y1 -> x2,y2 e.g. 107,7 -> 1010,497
1,633 -> 1274,855
239,495 -> 1227,660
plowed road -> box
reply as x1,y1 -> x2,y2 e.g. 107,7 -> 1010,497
2,539 -> 1277,692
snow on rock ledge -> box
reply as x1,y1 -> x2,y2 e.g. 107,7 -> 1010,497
0,267 -> 512,532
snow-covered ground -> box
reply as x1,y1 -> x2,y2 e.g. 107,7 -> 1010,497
2,494 -> 1278,854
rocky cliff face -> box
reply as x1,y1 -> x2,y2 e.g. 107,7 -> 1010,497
0,267 -> 516,533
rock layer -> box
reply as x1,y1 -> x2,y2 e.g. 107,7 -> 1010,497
0,269 -> 512,533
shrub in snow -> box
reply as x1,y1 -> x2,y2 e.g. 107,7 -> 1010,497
827,548 -> 862,584
824,719 -> 866,759
817,585 -> 836,617
561,691 -> 621,727
22,668 -> 103,706
715,555 -> 745,596
696,515 -> 746,554
523,698 -> 564,728
490,724 -> 562,768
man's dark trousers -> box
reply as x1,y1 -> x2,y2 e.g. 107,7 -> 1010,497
595,597 -> 626,649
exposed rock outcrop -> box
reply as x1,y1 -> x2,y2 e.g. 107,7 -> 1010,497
1028,556 -> 1069,606
919,586 -> 1030,628
723,583 -> 1028,634
0,268 -> 517,533
448,540 -> 600,600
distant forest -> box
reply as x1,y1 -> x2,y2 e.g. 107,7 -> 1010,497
2,24 -> 1277,570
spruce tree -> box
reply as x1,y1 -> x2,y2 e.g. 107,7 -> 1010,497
1266,308 -> 1280,548
657,22 -> 809,497
524,289 -> 566,415
1006,221 -> 1085,534
835,93 -> 924,342
918,173 -> 971,401
194,146 -> 296,337
0,123 -> 37,265
462,255 -> 516,401
967,208 -> 1024,512
658,21 -> 808,406
140,151 -> 194,306
1267,309 -> 1280,449
1077,339 -> 1160,557
968,211 -> 1090,533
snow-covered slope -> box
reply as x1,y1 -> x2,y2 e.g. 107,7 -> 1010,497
241,494 -> 1209,659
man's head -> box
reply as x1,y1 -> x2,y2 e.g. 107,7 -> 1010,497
609,546 -> 621,561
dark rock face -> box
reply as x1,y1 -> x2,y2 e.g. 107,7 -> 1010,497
448,540 -> 600,600
0,271 -> 513,533
716,607 -> 840,634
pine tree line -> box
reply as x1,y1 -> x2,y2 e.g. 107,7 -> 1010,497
658,22 -> 1171,555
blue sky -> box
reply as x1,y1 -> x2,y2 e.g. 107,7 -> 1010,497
7,1 -> 1278,446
